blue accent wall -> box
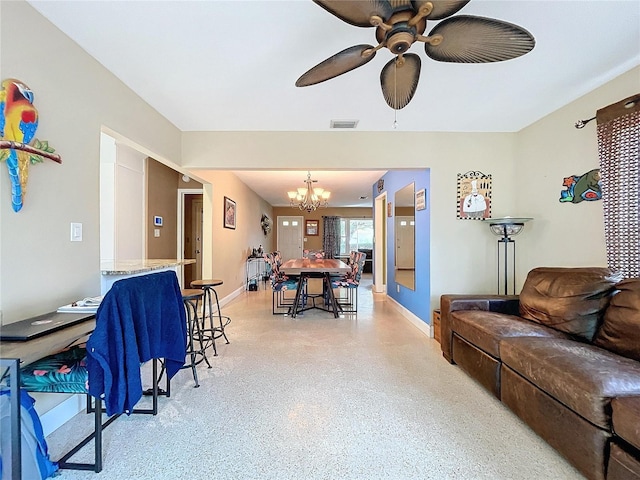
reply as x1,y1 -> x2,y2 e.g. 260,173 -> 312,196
373,169 -> 431,324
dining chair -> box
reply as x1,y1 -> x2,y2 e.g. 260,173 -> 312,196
264,252 -> 303,315
330,251 -> 367,313
303,249 -> 325,259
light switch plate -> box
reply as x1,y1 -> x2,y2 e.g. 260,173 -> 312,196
154,229 -> 160,237
70,222 -> 82,242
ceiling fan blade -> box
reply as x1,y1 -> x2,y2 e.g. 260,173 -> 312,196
313,0 -> 394,27
425,15 -> 535,63
412,0 -> 470,20
380,53 -> 421,110
296,45 -> 377,87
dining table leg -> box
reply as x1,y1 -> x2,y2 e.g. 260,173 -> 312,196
290,274 -> 306,318
323,273 -> 340,318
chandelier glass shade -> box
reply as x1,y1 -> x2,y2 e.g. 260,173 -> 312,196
288,172 -> 331,213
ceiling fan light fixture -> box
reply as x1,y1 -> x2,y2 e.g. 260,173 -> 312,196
299,0 -> 535,111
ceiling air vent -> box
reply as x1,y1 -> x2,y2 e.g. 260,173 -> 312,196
330,119 -> 359,129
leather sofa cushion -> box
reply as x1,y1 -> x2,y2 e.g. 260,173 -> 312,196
451,311 -> 569,358
500,337 -> 640,429
608,443 -> 640,480
612,397 -> 640,451
519,267 -> 622,341
594,278 -> 640,361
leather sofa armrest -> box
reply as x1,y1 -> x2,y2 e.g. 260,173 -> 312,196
440,294 -> 520,363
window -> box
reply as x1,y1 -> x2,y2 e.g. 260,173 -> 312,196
339,218 -> 373,256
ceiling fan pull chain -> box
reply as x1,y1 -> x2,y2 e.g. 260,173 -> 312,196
393,60 -> 399,129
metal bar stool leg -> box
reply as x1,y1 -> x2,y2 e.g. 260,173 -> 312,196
190,279 -> 231,357
209,286 -> 230,344
184,297 -> 200,388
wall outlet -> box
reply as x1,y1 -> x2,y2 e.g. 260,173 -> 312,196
154,229 -> 160,237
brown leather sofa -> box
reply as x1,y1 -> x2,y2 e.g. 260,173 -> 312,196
440,267 -> 640,480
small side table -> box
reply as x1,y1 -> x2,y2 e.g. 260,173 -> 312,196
433,309 -> 441,343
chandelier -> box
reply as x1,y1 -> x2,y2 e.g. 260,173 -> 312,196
287,172 -> 331,213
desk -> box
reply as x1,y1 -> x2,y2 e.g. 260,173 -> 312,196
1,312 -> 96,366
0,312 -> 95,478
280,258 -> 350,318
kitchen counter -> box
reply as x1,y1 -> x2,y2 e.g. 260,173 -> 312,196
100,259 -> 195,293
101,259 -> 195,275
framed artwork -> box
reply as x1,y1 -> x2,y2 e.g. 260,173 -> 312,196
305,219 -> 319,236
224,196 -> 236,229
559,168 -> 602,203
457,171 -> 492,220
415,189 -> 426,211
387,202 -> 393,217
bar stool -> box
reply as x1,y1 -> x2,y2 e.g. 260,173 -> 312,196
190,279 -> 231,356
181,289 -> 212,387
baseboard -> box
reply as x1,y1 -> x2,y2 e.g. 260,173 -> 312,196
219,285 -> 244,309
386,296 -> 432,338
39,394 -> 87,437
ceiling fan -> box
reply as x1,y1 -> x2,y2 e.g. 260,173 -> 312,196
296,0 -> 535,110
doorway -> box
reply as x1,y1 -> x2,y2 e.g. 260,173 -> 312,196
374,192 -> 387,293
277,216 -> 304,261
179,189 -> 203,286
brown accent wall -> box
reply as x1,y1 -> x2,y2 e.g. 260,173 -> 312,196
146,158 -> 179,258
271,206 -> 372,252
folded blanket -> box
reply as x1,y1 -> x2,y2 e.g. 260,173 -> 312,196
87,271 -> 187,416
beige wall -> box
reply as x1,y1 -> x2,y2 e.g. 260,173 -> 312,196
0,1 -> 183,323
271,207 -> 372,252
146,158 -> 179,259
514,66 -> 640,289
191,170 -> 274,299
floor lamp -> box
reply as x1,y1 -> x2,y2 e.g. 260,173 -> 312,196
488,217 -> 533,295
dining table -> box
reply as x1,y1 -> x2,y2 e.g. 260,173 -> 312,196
279,258 -> 351,318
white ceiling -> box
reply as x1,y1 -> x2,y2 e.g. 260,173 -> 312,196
229,170 -> 388,207
27,0 -> 640,206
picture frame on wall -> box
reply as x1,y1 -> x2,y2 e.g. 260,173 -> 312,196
387,202 -> 393,217
457,171 -> 492,220
415,189 -> 426,211
224,196 -> 236,229
305,220 -> 319,236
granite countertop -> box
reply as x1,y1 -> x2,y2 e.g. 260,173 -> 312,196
101,259 -> 196,275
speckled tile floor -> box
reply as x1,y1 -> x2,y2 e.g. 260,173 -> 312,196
47,276 -> 584,479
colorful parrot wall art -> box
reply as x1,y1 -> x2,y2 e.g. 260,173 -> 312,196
559,168 -> 602,204
0,78 -> 61,212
